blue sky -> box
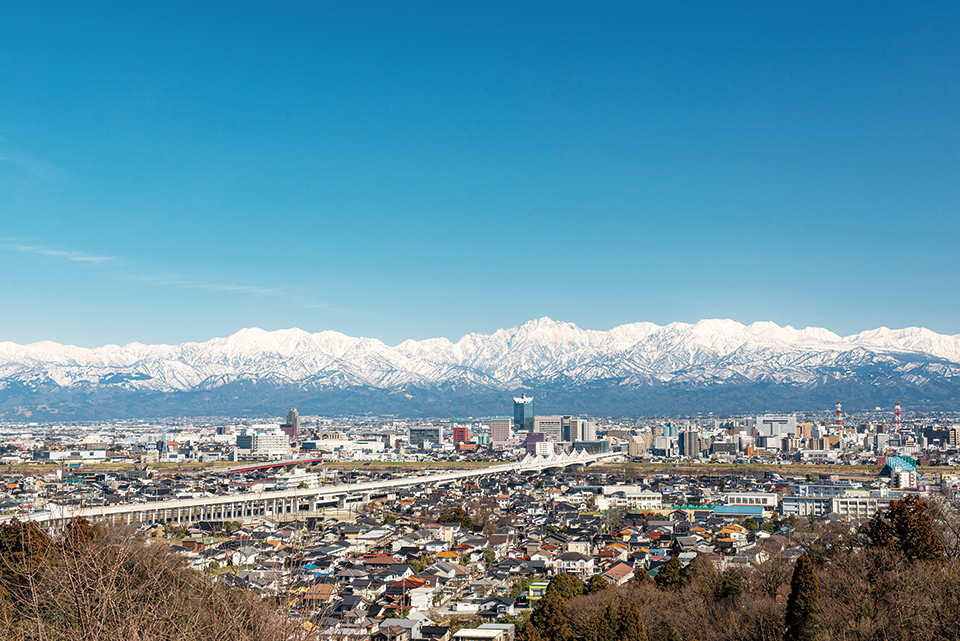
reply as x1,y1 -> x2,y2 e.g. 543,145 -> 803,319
1,2 -> 958,347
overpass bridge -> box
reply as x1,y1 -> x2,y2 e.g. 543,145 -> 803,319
2,450 -> 620,529
213,456 -> 329,475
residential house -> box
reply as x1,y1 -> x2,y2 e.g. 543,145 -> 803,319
553,552 -> 594,577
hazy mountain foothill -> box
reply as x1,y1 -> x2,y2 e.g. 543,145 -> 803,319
3,318 -> 960,420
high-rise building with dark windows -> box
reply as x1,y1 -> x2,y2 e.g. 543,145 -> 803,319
513,393 -> 534,433
409,426 -> 443,448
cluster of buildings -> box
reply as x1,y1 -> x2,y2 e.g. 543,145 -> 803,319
73,463 -> 933,641
2,400 -> 960,496
1,411 -> 956,641
623,412 -> 960,483
2,397 -> 958,641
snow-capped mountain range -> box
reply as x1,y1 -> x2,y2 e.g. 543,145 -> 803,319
2,318 -> 960,419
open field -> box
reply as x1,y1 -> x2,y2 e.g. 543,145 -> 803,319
0,459 -> 500,475
318,460 -> 496,470
591,461 -> 960,481
592,461 -> 885,477
0,460 -> 240,474
5,458 -> 958,481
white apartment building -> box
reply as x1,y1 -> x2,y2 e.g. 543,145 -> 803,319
781,495 -> 832,517
534,441 -> 553,456
235,432 -> 291,458
599,489 -> 663,511
782,489 -> 895,519
723,492 -> 778,509
274,468 -> 321,490
831,495 -> 883,520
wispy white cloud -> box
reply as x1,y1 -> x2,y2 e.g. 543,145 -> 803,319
3,240 -> 332,308
5,244 -> 115,264
136,273 -> 281,297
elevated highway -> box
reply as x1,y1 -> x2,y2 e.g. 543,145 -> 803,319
212,456 -> 329,474
2,450 -> 620,528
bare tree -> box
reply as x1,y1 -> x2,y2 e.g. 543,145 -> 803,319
0,518 -> 294,641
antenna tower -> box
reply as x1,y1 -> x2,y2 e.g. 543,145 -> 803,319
895,401 -> 902,431
835,400 -> 842,427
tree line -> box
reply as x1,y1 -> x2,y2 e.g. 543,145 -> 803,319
521,495 -> 960,641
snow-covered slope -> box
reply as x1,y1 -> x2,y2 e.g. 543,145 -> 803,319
2,318 -> 959,397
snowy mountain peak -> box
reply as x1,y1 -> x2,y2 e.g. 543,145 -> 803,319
2,319 -> 960,418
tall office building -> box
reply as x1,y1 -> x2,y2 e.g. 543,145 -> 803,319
580,420 -> 597,442
628,433 -> 652,457
488,418 -> 512,443
680,430 -> 702,458
453,426 -> 471,443
236,432 -> 291,457
561,416 -> 597,442
513,393 -> 535,433
409,426 -> 443,448
534,416 -> 563,442
751,415 -> 796,437
281,408 -> 300,439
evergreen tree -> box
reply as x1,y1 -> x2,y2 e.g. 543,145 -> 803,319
655,557 -> 683,591
680,553 -> 718,587
61,517 -> 97,551
716,570 -> 742,601
580,607 -> 604,641
530,594 -> 572,641
596,598 -> 619,641
519,622 -> 541,641
529,594 -> 549,632
586,573 -> 609,594
615,599 -> 648,641
545,572 -> 584,602
861,494 -> 944,562
443,505 -> 473,529
664,626 -> 683,641
633,567 -> 654,586
784,553 -> 822,641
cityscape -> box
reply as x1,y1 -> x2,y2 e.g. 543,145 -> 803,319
3,2 -> 959,641
1,393 -> 959,639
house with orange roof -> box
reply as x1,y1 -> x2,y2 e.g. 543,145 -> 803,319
601,561 -> 635,585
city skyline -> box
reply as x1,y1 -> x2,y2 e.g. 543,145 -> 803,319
2,3 -> 958,348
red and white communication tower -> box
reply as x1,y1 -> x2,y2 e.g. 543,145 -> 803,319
895,401 -> 902,430
835,400 -> 842,427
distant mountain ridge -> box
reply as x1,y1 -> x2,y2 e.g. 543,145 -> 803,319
2,318 -> 960,419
